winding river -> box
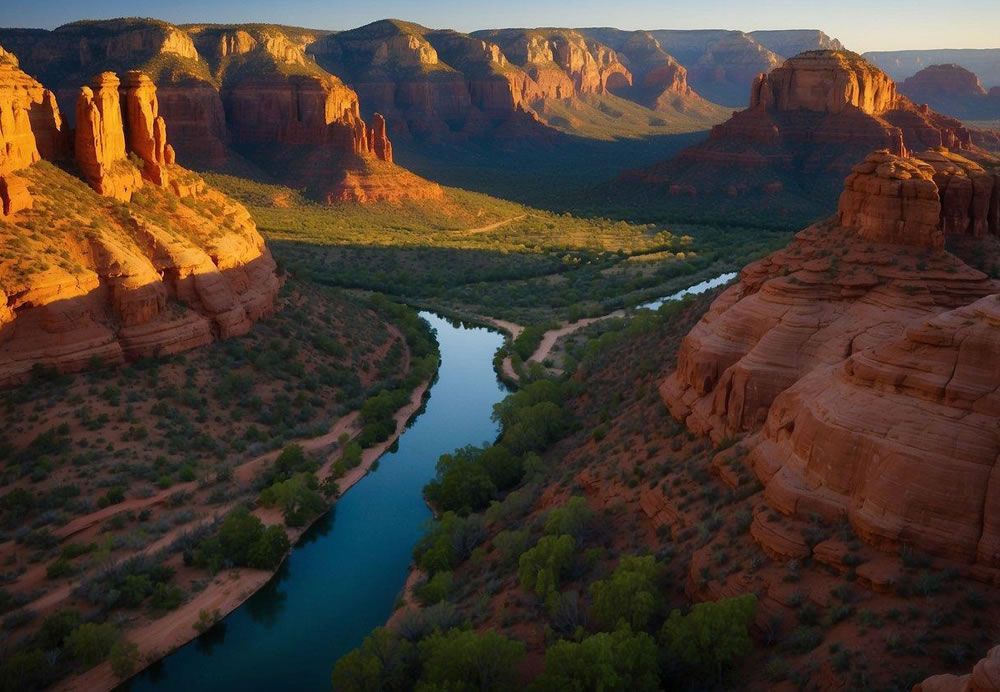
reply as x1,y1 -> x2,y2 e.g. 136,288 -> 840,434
126,273 -> 734,691
126,313 -> 508,691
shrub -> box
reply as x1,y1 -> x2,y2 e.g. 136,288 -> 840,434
532,626 -> 658,692
418,629 -> 524,691
110,638 -> 140,679
67,622 -> 119,665
589,555 -> 662,631
661,594 -> 758,676
518,534 -> 575,599
331,627 -> 418,692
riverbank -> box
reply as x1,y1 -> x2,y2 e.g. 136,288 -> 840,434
54,378 -> 433,692
497,271 -> 738,383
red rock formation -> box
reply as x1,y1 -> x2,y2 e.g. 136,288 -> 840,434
0,62 -> 281,385
623,51 -> 998,206
121,70 -> 175,185
915,646 -> 1000,691
475,29 -> 632,98
662,149 -> 998,441
368,112 -> 392,163
74,72 -> 142,201
662,148 -> 1000,573
837,152 -> 942,248
0,47 -> 63,175
750,51 -> 898,114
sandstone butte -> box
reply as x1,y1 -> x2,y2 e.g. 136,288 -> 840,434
0,21 -> 441,204
662,147 -> 1000,570
623,50 -> 999,201
900,63 -> 1000,122
0,47 -> 280,386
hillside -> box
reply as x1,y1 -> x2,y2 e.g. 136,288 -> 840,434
0,49 -> 280,385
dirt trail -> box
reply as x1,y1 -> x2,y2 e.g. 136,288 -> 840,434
54,379 -> 432,692
458,214 -> 527,236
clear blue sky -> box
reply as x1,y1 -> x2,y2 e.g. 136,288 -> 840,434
5,0 -> 999,53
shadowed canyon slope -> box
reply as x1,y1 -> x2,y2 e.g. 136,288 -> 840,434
901,63 -> 1000,121
865,48 -> 1000,89
0,47 -> 280,386
662,148 -> 1000,573
619,50 -> 1000,220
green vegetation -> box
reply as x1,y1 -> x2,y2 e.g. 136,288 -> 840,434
205,173 -> 787,325
531,625 -> 659,691
189,506 -> 290,571
588,556 -> 662,632
331,626 -> 523,692
661,593 -> 758,677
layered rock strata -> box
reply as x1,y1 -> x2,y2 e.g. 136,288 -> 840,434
623,51 -> 996,204
661,149 -> 1000,572
0,56 -> 280,385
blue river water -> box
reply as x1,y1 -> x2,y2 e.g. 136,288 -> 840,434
125,313 -> 508,692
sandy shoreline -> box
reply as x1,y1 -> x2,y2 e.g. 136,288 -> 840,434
54,378 -> 432,692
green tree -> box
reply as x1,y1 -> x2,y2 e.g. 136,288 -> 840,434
544,496 -> 593,540
417,629 -> 524,692
531,626 -> 659,692
412,512 -> 485,574
247,525 -> 290,569
36,609 -> 83,650
661,593 -> 758,678
0,649 -> 46,692
258,473 -> 326,527
331,627 -> 418,692
588,555 -> 662,632
67,622 -> 119,665
110,638 -> 140,679
424,446 -> 500,514
216,506 -> 265,565
518,534 -> 575,599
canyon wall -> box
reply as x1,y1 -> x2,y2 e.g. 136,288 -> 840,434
0,21 -> 434,203
661,148 -> 1000,575
621,50 -> 996,212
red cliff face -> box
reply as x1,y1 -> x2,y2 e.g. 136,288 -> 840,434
623,50 -> 996,206
2,21 -> 426,203
74,72 -> 142,201
0,57 -> 280,385
661,148 -> 1000,574
750,51 -> 898,114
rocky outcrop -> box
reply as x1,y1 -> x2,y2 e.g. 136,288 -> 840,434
309,21 -> 544,141
915,646 -> 1000,691
0,58 -> 280,385
75,72 -> 142,201
662,149 -> 1000,572
901,64 -> 1000,121
476,29 -> 633,98
622,51 -> 998,210
122,70 -> 175,184
750,51 -> 898,115
0,46 -> 64,176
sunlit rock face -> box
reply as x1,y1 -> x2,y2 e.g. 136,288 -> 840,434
662,148 -> 1000,573
0,54 -> 280,386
